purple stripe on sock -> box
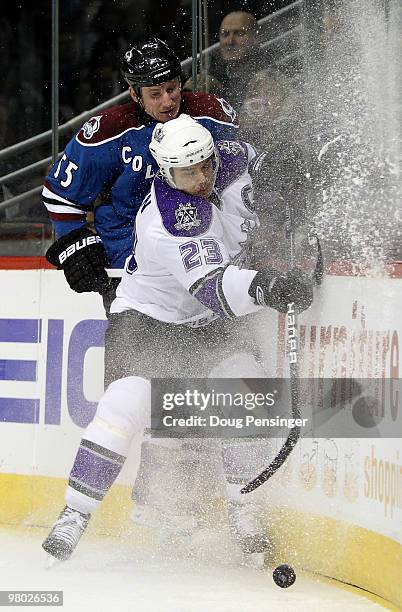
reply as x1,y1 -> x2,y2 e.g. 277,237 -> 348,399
70,445 -> 123,495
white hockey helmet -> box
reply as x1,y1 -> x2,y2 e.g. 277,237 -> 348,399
149,114 -> 218,188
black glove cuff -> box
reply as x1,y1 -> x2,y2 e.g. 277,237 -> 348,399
248,268 -> 282,305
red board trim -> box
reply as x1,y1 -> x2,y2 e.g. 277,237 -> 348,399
0,257 -> 54,270
0,257 -> 401,277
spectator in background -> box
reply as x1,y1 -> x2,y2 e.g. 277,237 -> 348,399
182,71 -> 225,97
239,67 -> 304,151
208,11 -> 270,110
240,68 -> 316,259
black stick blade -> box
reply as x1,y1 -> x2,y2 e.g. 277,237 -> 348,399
240,427 -> 300,494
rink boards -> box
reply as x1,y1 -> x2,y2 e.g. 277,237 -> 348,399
0,265 -> 401,608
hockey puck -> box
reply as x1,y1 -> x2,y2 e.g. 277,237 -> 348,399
272,564 -> 296,588
352,396 -> 382,428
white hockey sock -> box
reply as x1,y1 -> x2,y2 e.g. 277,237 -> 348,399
66,376 -> 151,514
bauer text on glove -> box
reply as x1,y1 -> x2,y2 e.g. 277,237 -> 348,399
46,227 -> 110,294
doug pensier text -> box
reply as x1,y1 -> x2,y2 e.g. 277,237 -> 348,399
162,414 -> 308,430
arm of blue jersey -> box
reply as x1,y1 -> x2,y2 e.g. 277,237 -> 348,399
43,133 -> 120,237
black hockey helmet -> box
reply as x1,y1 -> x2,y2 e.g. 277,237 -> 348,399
121,37 -> 182,94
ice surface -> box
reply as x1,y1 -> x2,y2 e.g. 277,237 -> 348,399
0,527 -> 386,611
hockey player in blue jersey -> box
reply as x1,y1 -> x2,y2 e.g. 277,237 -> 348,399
44,37 -> 238,300
42,115 -> 314,562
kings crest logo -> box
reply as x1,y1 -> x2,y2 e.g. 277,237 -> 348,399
153,126 -> 165,143
174,202 -> 201,231
82,116 -> 102,139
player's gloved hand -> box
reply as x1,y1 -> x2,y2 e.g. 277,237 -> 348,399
252,144 -> 309,192
248,267 -> 313,314
46,227 -> 110,294
251,144 -> 312,226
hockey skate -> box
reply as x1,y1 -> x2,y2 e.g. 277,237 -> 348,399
42,506 -> 90,561
228,501 -> 271,555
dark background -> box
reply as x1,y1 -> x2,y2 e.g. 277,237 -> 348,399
0,0 -> 294,147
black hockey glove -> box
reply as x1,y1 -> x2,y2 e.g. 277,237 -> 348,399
251,144 -> 313,226
46,227 -> 110,294
252,144 -> 309,191
248,267 -> 313,314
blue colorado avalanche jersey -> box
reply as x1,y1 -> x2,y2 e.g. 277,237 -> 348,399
43,93 -> 238,267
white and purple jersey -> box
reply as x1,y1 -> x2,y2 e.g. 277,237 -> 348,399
111,140 -> 263,325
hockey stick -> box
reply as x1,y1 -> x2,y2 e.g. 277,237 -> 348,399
309,229 -> 324,286
241,205 -> 320,495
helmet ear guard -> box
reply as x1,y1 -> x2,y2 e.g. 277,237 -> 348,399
149,115 -> 219,189
121,37 -> 183,95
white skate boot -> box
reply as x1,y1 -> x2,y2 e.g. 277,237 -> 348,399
42,506 -> 90,561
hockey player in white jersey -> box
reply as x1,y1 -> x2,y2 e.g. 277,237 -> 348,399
42,115 -> 314,561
